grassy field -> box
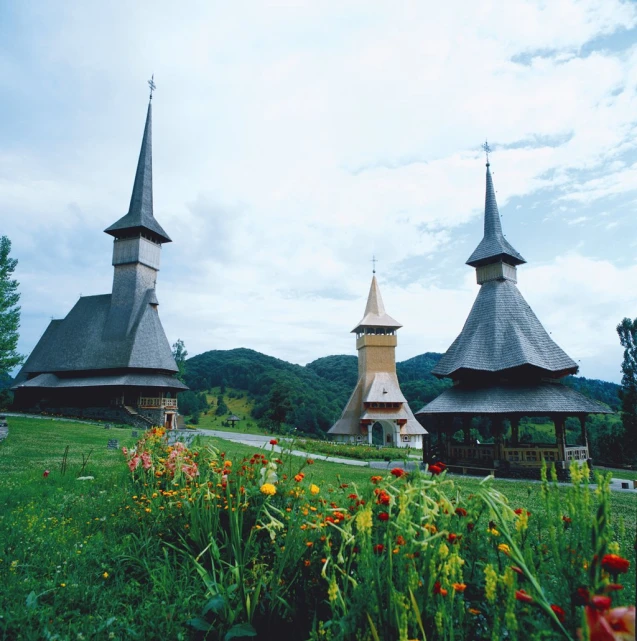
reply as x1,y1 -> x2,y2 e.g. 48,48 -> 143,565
191,387 -> 267,435
1,417 -> 635,640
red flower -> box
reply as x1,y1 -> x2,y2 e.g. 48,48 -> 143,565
574,587 -> 591,606
601,554 -> 630,574
455,507 -> 467,517
43,470 -> 50,478
437,462 -> 447,470
391,467 -> 406,478
515,590 -> 534,604
348,493 -> 358,500
306,459 -> 314,465
511,566 -> 524,576
604,584 -> 624,592
376,490 -> 391,506
447,533 -> 460,543
373,544 -> 384,554
590,595 -> 612,611
562,515 -> 572,524
269,439 -> 278,445
378,512 -> 390,522
514,508 -> 531,516
550,604 -> 566,622
433,581 -> 448,597
429,464 -> 442,475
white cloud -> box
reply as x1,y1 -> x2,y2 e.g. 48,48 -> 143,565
2,0 -> 637,384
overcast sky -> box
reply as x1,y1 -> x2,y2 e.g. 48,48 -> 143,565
2,1 -> 636,383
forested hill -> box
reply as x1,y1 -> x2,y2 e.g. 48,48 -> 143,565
183,348 -> 621,435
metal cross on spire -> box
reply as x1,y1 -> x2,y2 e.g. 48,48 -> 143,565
482,139 -> 491,165
371,255 -> 378,274
148,74 -> 156,100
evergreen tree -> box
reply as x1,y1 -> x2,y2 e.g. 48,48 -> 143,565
215,395 -> 228,416
617,317 -> 637,460
172,339 -> 188,383
0,237 -> 23,375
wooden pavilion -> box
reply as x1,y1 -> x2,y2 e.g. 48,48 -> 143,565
416,159 -> 611,475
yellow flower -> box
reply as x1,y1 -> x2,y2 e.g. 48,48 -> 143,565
355,508 -> 373,534
260,483 -> 277,496
102,572 -> 109,579
497,543 -> 511,555
438,543 -> 449,559
310,484 -> 320,495
488,527 -> 500,537
328,579 -> 339,603
60,583 -> 66,588
484,564 -> 498,603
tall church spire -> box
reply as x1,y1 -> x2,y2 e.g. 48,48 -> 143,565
466,161 -> 525,268
352,275 -> 402,333
104,95 -> 171,243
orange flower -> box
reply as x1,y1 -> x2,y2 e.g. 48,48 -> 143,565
452,583 -> 467,592
371,475 -> 383,484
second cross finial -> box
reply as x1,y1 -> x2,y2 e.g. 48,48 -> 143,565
148,74 -> 156,100
482,140 -> 491,166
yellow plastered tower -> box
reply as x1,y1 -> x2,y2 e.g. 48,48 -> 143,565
328,275 -> 427,448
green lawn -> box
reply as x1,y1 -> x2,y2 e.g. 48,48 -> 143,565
189,387 -> 268,435
1,417 -> 635,640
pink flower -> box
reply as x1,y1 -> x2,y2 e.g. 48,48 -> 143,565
127,456 -> 140,472
585,606 -> 635,641
121,447 -> 128,456
182,463 -> 199,478
141,452 -> 152,470
43,470 -> 50,478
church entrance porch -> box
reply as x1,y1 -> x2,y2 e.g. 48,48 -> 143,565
368,420 -> 399,447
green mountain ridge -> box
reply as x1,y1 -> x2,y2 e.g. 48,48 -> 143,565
183,348 -> 620,436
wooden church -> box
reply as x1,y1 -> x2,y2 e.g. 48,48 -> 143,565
328,274 -> 427,448
12,93 -> 187,429
417,157 -> 610,473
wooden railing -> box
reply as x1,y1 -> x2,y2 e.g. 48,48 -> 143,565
138,397 -> 178,409
448,443 -> 589,466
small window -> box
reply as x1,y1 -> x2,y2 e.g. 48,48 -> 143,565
402,436 -> 410,442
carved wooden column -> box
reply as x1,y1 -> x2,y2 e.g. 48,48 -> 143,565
579,414 -> 589,458
554,415 -> 567,463
462,416 -> 472,444
510,416 -> 520,446
492,416 -> 504,465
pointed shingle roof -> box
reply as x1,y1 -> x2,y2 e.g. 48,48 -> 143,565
432,279 -> 578,378
104,100 -> 171,243
352,275 -> 402,332
466,163 -> 525,267
417,380 -> 611,415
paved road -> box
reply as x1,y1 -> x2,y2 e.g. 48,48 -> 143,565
195,428 -> 637,492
